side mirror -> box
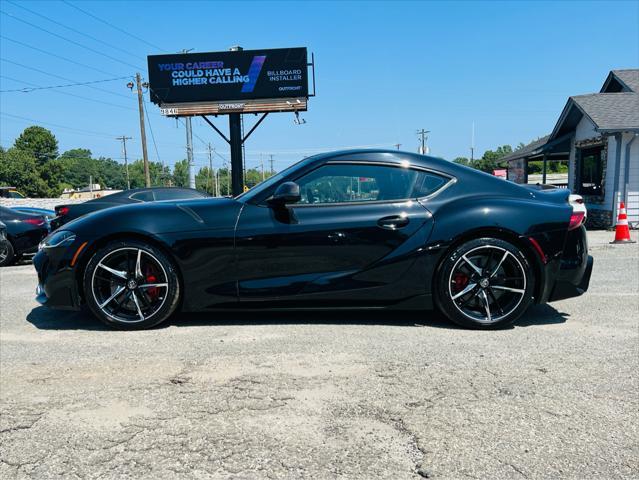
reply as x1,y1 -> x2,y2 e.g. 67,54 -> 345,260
267,182 -> 301,207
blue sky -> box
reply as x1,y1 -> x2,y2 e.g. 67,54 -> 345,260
1,0 -> 637,173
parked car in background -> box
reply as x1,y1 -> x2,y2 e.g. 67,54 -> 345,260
12,207 -> 56,230
0,206 -> 49,266
50,187 -> 210,230
0,221 -> 8,266
0,187 -> 26,199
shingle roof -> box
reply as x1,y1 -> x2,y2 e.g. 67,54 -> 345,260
611,69 -> 639,93
571,92 -> 639,131
501,135 -> 549,162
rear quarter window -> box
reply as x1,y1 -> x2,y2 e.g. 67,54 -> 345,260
154,189 -> 206,201
129,191 -> 154,202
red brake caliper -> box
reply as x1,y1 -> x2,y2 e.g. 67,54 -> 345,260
452,273 -> 469,294
144,265 -> 159,300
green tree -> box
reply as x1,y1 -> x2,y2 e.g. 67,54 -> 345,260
172,159 -> 189,187
195,166 -> 215,194
217,167 -> 230,196
127,160 -> 171,188
453,157 -> 471,166
13,126 -> 59,164
0,148 -> 51,197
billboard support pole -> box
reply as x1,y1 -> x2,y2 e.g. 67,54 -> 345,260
243,113 -> 269,142
229,113 -> 243,196
185,116 -> 195,189
201,112 -> 270,196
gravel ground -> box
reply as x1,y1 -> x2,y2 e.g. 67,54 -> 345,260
1,231 -> 637,479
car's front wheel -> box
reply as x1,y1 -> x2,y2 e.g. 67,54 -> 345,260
435,238 -> 535,329
83,240 -> 180,329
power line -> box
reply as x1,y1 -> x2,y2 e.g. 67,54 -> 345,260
4,0 -> 146,62
0,9 -> 144,71
0,75 -> 136,111
61,0 -> 165,52
0,35 -> 121,77
0,63 -> 130,94
0,112 -> 123,139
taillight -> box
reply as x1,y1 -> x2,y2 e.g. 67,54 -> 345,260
568,211 -> 585,230
23,218 -> 45,226
56,206 -> 70,216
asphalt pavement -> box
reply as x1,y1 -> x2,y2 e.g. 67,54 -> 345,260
0,231 -> 637,479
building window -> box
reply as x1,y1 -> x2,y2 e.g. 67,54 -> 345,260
578,146 -> 603,196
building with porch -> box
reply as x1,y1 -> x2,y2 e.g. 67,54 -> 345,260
503,69 -> 639,228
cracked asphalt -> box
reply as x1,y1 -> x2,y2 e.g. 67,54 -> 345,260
1,231 -> 637,479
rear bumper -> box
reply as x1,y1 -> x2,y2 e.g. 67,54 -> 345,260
549,254 -> 593,301
548,225 -> 593,302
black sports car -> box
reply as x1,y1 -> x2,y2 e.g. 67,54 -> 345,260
0,206 -> 49,266
33,150 -> 592,329
50,187 -> 210,230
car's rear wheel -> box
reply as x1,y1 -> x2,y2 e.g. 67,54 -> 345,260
0,240 -> 15,267
435,238 -> 535,329
83,240 -> 180,329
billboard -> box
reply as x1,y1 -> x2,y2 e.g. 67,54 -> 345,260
147,47 -> 308,106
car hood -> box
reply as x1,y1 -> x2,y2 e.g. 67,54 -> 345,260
63,197 -> 243,237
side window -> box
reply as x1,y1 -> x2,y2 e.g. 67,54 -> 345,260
129,191 -> 154,202
295,163 -> 447,205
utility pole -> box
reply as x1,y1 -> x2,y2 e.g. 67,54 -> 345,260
134,73 -> 151,187
417,129 -> 430,155
116,135 -> 132,190
269,154 -> 274,175
260,153 -> 265,181
470,121 -> 475,162
185,116 -> 195,189
394,143 -> 401,150
225,161 -> 230,196
207,143 -> 215,195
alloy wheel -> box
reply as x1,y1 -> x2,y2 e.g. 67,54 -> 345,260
448,245 -> 527,324
91,247 -> 169,324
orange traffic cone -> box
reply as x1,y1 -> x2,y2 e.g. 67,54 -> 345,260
611,201 -> 635,244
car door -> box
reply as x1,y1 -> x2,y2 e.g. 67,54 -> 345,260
234,160 -> 448,306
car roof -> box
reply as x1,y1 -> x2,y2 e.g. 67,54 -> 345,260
84,187 -> 208,204
285,149 -> 531,198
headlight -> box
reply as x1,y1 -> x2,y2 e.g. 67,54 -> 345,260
39,230 -> 77,250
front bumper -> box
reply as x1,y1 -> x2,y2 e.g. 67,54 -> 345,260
33,242 -> 83,310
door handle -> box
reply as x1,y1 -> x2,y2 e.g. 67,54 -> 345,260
377,215 -> 409,230
328,232 -> 346,243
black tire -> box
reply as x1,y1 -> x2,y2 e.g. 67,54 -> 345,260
435,237 -> 535,329
0,240 -> 15,267
83,239 -> 180,330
